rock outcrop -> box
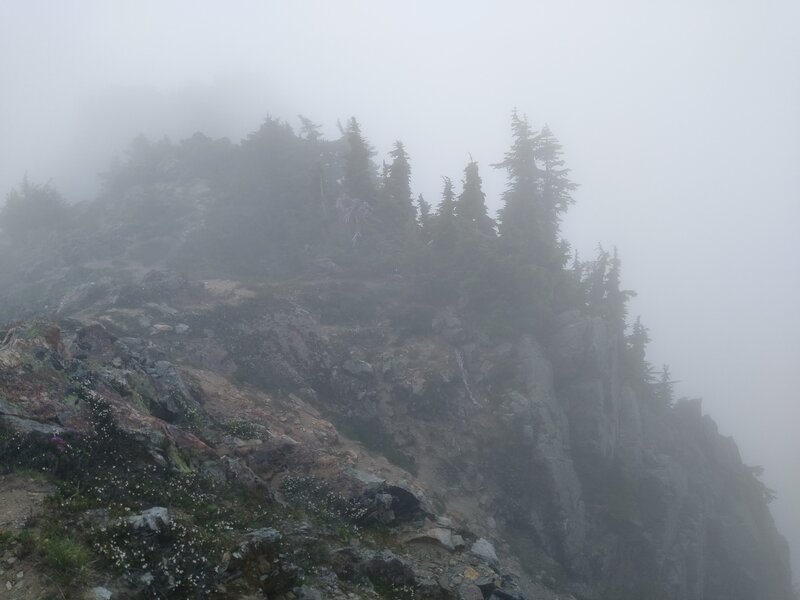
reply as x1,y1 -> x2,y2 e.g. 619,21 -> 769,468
0,269 -> 793,599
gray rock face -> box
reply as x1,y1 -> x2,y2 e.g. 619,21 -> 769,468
86,587 -> 113,600
32,279 -> 786,600
246,527 -> 282,545
295,586 -> 325,600
359,550 -> 415,587
458,583 -> 485,600
177,291 -> 794,600
405,527 -> 457,551
342,358 -> 373,378
512,336 -> 587,571
544,311 -> 794,600
232,296 -> 788,600
57,281 -> 106,315
127,507 -> 170,532
470,538 -> 498,564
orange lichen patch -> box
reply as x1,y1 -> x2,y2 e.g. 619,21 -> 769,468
463,566 -> 480,581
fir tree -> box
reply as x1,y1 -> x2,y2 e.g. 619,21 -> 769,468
587,246 -> 609,313
431,176 -> 458,257
628,317 -> 650,366
626,316 -> 654,385
494,111 -> 575,266
654,366 -> 676,407
494,110 -> 540,250
564,250 -> 588,309
437,176 -> 456,220
455,160 -> 494,235
538,124 -> 577,243
342,117 -> 376,202
384,140 -> 416,233
417,193 -> 432,241
298,115 -> 323,142
602,247 -> 636,332
0,177 -> 69,242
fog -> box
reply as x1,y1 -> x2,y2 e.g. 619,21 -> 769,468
2,0 -> 798,579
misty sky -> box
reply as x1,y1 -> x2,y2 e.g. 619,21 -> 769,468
2,0 -> 799,579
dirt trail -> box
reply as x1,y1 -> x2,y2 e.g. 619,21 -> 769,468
0,474 -> 51,533
0,474 -> 58,599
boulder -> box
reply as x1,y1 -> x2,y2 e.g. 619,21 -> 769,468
342,358 -> 373,378
359,550 -> 415,587
86,587 -> 113,600
404,527 -> 457,551
458,583 -> 485,600
127,507 -> 170,532
470,538 -> 498,564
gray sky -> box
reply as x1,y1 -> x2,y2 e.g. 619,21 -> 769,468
2,0 -> 799,579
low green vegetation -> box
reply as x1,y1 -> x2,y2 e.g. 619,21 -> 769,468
0,385 -> 274,597
41,534 -> 92,587
282,474 -> 370,527
221,419 -> 263,440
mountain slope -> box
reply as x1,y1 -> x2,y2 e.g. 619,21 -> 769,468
0,264 -> 792,599
0,117 -> 793,599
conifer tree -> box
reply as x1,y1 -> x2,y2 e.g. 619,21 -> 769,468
654,366 -> 676,407
538,124 -> 577,242
0,177 -> 69,242
437,176 -> 456,220
626,316 -> 653,385
430,176 -> 459,255
379,160 -> 389,187
384,140 -> 416,233
494,111 -> 575,265
298,115 -> 322,142
602,247 -> 636,332
417,193 -> 432,241
455,160 -> 494,235
342,117 -> 376,202
563,251 -> 588,309
494,110 -> 540,249
587,246 -> 609,313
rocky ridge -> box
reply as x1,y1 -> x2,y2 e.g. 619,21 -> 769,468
0,265 -> 794,599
